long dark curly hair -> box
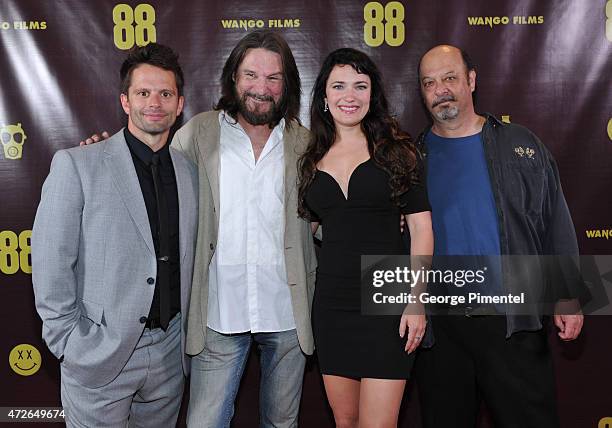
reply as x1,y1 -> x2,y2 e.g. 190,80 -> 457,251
298,48 -> 420,219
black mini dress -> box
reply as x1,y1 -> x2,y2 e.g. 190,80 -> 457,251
305,158 -> 431,379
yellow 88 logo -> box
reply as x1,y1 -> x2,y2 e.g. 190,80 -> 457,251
599,417 -> 612,428
113,3 -> 157,50
0,230 -> 31,275
364,1 -> 405,47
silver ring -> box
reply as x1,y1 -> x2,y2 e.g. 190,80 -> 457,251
415,335 -> 422,339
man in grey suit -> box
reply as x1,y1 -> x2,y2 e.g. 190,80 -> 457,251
171,30 -> 317,427
32,43 -> 198,427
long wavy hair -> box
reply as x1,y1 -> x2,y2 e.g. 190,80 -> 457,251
298,48 -> 420,219
214,30 -> 301,128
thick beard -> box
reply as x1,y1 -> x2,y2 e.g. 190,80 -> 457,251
238,92 -> 281,126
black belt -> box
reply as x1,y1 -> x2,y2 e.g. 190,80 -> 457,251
435,304 -> 501,317
145,318 -> 163,329
145,311 -> 179,330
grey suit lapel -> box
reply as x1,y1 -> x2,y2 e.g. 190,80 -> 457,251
103,131 -> 155,256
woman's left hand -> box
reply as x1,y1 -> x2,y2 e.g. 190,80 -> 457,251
399,309 -> 426,354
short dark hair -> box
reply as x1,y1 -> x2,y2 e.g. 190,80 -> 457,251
215,30 -> 301,127
120,43 -> 184,96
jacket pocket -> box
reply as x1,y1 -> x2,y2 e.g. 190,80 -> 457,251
62,299 -> 105,367
501,162 -> 545,216
79,299 -> 104,326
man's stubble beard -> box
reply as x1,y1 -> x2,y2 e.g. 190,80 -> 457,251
133,111 -> 173,136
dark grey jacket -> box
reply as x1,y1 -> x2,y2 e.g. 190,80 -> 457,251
416,114 -> 588,336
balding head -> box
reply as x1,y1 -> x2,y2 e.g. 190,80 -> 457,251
418,44 -> 477,125
418,45 -> 474,82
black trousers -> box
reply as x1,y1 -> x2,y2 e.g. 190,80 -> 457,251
415,315 -> 559,428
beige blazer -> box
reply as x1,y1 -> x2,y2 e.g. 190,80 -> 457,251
171,111 -> 317,355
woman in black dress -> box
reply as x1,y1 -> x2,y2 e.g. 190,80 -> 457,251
298,48 -> 433,427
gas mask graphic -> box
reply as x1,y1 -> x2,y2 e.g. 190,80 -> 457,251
1,123 -> 27,160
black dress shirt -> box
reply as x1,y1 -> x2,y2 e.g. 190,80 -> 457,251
124,128 -> 181,326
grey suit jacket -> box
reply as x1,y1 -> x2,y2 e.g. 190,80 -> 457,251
171,111 -> 317,355
32,130 -> 198,388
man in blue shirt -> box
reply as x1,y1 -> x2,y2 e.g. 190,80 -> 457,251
414,45 -> 584,428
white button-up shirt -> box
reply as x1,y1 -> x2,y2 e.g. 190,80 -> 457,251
207,111 -> 295,334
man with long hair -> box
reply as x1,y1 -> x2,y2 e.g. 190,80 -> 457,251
171,30 -> 316,427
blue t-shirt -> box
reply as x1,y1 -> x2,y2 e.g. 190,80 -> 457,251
425,130 -> 502,298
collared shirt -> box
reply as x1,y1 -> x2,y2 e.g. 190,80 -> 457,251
207,111 -> 295,334
124,128 -> 181,323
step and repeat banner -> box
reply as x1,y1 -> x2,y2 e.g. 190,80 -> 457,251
1,1 -> 611,426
